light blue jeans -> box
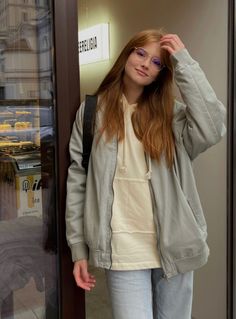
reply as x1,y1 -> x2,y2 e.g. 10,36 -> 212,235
105,268 -> 193,319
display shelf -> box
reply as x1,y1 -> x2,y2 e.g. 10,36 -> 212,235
0,128 -> 39,135
0,99 -> 52,107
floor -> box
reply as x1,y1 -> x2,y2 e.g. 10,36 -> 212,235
1,268 -> 112,319
1,278 -> 45,319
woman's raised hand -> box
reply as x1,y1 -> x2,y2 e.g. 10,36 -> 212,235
73,259 -> 96,291
160,34 -> 185,55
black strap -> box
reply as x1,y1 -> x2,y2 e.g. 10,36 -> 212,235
82,95 -> 97,174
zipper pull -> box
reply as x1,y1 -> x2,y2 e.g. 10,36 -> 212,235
162,273 -> 170,281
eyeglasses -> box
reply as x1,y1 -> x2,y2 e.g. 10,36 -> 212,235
133,47 -> 165,71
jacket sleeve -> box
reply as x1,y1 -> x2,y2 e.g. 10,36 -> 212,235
171,48 -> 226,160
65,101 -> 89,262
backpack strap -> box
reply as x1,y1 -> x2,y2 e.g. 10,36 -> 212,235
82,94 -> 97,174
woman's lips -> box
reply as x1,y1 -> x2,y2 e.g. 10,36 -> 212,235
135,69 -> 148,77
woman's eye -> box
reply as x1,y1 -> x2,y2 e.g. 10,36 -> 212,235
136,49 -> 146,57
152,59 -> 161,67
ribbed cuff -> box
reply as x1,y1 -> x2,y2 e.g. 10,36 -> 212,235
170,48 -> 196,68
70,242 -> 89,262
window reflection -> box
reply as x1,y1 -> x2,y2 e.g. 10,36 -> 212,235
0,1 -> 58,318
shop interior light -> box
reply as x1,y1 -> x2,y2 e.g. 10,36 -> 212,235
78,23 -> 110,65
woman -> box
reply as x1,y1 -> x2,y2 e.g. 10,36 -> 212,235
66,29 -> 226,319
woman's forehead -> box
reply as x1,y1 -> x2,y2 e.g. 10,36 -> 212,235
141,42 -> 161,55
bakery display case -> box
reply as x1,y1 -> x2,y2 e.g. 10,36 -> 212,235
0,106 -> 41,220
0,107 -> 39,149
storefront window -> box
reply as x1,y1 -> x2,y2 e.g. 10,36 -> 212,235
0,1 -> 58,318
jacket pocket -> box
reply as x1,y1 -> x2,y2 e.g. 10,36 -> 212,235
186,198 -> 207,231
159,188 -> 208,262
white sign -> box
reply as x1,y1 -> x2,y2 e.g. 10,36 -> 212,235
16,173 -> 42,218
78,23 -> 110,65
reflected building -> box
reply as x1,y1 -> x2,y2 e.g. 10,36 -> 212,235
0,0 -> 52,100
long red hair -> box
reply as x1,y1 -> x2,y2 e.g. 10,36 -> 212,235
95,29 -> 175,167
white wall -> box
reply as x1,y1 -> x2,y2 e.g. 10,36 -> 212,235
78,1 -> 228,318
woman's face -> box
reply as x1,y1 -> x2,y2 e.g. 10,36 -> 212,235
123,41 -> 162,89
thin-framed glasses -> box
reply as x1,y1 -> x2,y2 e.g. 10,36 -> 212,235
133,47 -> 165,71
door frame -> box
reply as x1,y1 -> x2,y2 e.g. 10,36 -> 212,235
53,0 -> 85,318
228,0 -> 236,318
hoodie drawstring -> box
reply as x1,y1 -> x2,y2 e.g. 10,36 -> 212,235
145,155 -> 152,180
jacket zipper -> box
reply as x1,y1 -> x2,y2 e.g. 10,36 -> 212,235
155,216 -> 170,280
148,179 -> 170,280
144,152 -> 171,279
108,138 -> 118,270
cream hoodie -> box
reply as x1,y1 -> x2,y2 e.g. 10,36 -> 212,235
111,95 -> 161,270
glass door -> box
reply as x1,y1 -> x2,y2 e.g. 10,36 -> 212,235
0,0 -> 58,318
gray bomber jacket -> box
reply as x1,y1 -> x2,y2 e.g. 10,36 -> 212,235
65,49 -> 226,279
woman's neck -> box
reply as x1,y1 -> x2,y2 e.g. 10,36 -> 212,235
123,90 -> 142,104
123,79 -> 143,104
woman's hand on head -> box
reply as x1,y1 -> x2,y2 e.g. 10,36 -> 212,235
160,34 -> 185,55
73,259 -> 96,291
